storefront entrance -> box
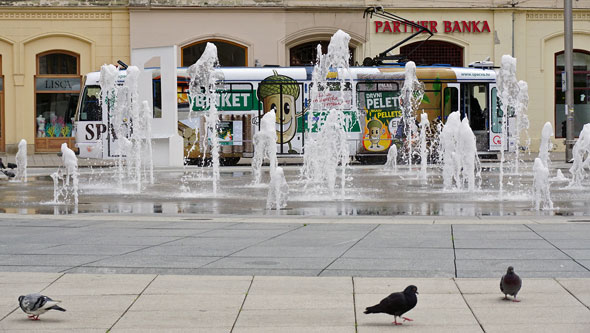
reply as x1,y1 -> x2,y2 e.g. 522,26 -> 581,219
34,51 -> 79,152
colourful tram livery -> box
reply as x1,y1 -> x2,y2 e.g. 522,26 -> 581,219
74,64 -> 509,164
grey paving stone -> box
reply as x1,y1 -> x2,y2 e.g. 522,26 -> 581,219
202,256 -> 334,270
0,254 -> 108,267
343,248 -> 455,259
453,224 -> 531,232
456,259 -> 588,273
0,265 -> 70,273
193,268 -> 322,276
355,238 -> 452,248
84,254 -> 221,269
547,240 -> 590,249
452,230 -> 541,240
562,249 -> 590,259
454,239 -> 554,249
231,246 -> 347,258
458,270 -> 590,278
22,244 -> 147,256
455,249 -> 570,260
197,228 -> 296,238
321,269 -> 454,278
329,258 -> 455,273
65,267 -> 197,275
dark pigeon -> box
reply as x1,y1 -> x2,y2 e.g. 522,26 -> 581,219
364,285 -> 418,325
18,293 -> 66,320
500,266 -> 522,302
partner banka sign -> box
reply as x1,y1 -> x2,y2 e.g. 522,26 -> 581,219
374,20 -> 491,34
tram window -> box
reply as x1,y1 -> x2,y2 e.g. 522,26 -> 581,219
443,87 -> 458,120
79,86 -> 101,121
469,84 -> 487,131
491,87 -> 501,133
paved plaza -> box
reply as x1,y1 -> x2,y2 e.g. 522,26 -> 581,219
0,214 -> 589,332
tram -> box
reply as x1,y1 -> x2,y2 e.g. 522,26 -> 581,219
74,63 -> 511,165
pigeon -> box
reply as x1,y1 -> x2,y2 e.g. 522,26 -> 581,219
18,293 -> 66,320
500,266 -> 522,302
364,285 -> 418,325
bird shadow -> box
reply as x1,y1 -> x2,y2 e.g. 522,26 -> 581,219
15,317 -> 66,323
362,322 -> 412,327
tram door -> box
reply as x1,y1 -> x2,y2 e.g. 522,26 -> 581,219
461,83 -> 488,151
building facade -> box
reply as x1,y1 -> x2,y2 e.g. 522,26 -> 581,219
1,0 -> 589,153
0,1 -> 129,153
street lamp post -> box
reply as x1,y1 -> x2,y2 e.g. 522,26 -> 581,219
564,0 -> 575,162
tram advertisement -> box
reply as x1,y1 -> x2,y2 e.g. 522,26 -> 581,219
359,91 -> 401,152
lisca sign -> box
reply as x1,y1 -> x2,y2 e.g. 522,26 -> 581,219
374,20 -> 491,34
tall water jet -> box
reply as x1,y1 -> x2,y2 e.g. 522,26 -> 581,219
568,123 -> 590,188
252,109 -> 278,185
266,166 -> 288,210
532,157 -> 553,210
188,42 -> 221,195
513,80 -> 530,174
418,111 -> 430,179
496,55 -> 518,196
15,139 -> 27,182
439,111 -> 461,190
538,122 -> 553,168
439,111 -> 480,191
400,61 -> 425,167
384,144 -> 398,173
301,29 -> 355,197
51,143 -> 79,206
458,117 -> 481,191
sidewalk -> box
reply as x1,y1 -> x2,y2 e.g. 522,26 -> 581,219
0,272 -> 589,332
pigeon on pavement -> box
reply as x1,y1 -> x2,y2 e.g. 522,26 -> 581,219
18,293 -> 66,320
500,266 -> 522,302
364,285 -> 418,325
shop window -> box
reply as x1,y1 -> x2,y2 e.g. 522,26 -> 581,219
35,51 -> 80,148
289,41 -> 355,66
400,41 -> 463,67
555,50 -> 590,138
182,40 -> 247,67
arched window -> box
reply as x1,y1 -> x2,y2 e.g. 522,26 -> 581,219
400,40 -> 463,67
182,40 -> 247,67
289,41 -> 355,66
35,50 -> 80,151
555,49 -> 590,138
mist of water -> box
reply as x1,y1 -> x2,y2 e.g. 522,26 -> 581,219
15,139 -> 27,182
188,42 -> 222,195
418,111 -> 430,179
266,166 -> 289,210
568,123 -> 590,188
384,144 -> 398,173
496,55 -> 518,197
532,157 -> 553,210
400,62 -> 424,167
301,30 -> 354,197
252,109 -> 278,185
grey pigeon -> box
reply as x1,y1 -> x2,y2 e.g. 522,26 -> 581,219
500,266 -> 522,302
18,293 -> 66,320
364,285 -> 418,325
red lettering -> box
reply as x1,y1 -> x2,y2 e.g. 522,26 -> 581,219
430,21 -> 438,33
403,22 -> 407,33
393,21 -> 401,33
481,20 -> 491,32
383,21 -> 392,33
452,21 -> 461,32
375,21 -> 383,33
421,21 -> 428,29
472,21 -> 481,33
444,21 -> 452,33
462,21 -> 471,33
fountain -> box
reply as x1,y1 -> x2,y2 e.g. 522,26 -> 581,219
266,166 -> 288,210
252,109 -> 278,185
15,139 -> 27,182
514,80 -> 531,173
538,122 -> 553,169
418,111 -> 430,179
568,123 -> 590,188
50,143 -> 79,206
532,157 -> 553,210
301,29 -> 354,197
439,111 -> 480,191
98,64 -> 154,192
496,55 -> 518,196
384,144 -> 398,172
400,61 -> 425,166
188,42 -> 222,195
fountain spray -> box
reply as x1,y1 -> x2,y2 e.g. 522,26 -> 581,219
188,42 -> 222,195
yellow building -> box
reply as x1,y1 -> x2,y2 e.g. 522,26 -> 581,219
0,3 -> 129,153
1,0 -> 589,154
